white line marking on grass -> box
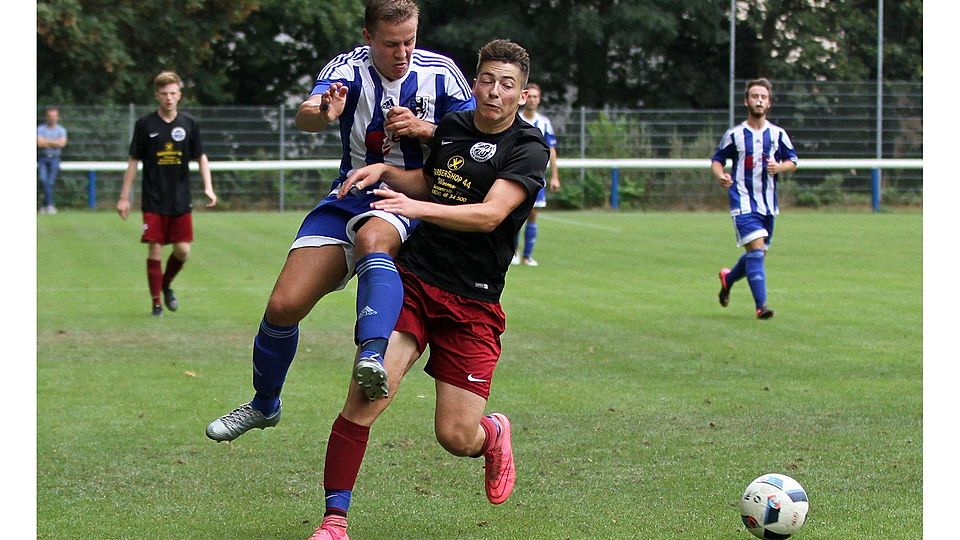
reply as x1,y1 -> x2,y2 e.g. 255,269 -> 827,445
37,286 -> 270,293
538,214 -> 623,232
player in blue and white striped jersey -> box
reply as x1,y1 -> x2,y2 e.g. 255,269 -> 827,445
712,78 -> 798,319
514,82 -> 560,267
207,0 -> 474,506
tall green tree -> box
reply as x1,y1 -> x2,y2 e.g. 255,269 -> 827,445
38,0 -> 260,104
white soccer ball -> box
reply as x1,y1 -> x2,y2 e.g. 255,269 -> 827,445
739,473 -> 809,539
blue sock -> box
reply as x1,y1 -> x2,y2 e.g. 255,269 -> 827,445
523,222 -> 538,258
727,252 -> 748,285
250,318 -> 299,416
355,253 -> 402,360
744,249 -> 767,308
324,489 -> 353,514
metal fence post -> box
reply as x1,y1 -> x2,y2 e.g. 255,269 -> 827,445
87,170 -> 96,208
610,168 -> 620,209
871,169 -> 881,211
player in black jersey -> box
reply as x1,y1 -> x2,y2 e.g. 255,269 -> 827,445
117,71 -> 217,316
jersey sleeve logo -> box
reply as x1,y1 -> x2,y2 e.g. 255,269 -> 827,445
469,142 -> 496,162
447,156 -> 464,170
171,127 -> 186,142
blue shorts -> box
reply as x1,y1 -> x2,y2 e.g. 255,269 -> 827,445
732,212 -> 775,248
532,186 -> 547,208
290,182 -> 416,291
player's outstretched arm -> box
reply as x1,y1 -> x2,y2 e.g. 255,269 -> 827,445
340,164 -> 430,201
295,83 -> 348,132
371,178 -> 526,233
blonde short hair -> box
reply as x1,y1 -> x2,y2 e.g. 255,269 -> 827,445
154,71 -> 183,91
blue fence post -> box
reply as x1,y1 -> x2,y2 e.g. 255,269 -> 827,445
87,170 -> 96,209
610,168 -> 620,209
871,168 -> 881,212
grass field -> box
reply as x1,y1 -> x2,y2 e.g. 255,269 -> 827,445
36,209 -> 922,539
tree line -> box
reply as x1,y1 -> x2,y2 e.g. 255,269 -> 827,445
38,0 -> 922,109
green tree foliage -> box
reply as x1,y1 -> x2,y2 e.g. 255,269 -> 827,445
208,0 -> 365,104
38,0 -> 260,104
37,0 -> 921,107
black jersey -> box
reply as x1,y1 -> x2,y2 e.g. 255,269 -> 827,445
129,112 -> 205,215
397,110 -> 548,302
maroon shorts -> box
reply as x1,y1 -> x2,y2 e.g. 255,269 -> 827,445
394,265 -> 505,399
141,212 -> 193,244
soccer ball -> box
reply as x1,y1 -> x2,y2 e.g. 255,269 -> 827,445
739,473 -> 809,539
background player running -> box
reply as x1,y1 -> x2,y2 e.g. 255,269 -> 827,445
712,78 -> 798,319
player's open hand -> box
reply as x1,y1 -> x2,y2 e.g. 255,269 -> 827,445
320,83 -> 348,121
370,187 -> 421,219
339,164 -> 387,199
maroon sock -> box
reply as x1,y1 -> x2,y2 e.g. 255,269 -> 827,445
147,259 -> 163,305
162,254 -> 185,289
475,415 -> 499,457
323,414 -> 370,494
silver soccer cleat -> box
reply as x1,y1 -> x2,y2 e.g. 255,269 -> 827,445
353,354 -> 389,401
206,402 -> 281,442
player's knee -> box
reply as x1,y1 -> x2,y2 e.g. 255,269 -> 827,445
354,221 -> 401,258
173,243 -> 191,261
264,292 -> 308,326
435,425 -> 475,457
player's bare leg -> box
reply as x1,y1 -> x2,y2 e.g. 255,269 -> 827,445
207,246 -> 347,442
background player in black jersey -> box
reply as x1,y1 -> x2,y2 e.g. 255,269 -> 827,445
301,39 -> 547,539
117,71 -> 217,316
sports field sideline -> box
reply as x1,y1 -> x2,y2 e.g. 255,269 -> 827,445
36,210 -> 921,539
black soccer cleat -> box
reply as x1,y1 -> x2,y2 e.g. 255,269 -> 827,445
152,303 -> 163,317
163,287 -> 179,311
756,305 -> 775,319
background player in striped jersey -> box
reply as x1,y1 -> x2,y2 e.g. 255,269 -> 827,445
206,0 -> 474,441
712,78 -> 798,319
513,82 -> 560,266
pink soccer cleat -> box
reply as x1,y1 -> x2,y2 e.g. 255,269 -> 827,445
307,515 -> 349,540
718,268 -> 732,307
484,413 -> 516,504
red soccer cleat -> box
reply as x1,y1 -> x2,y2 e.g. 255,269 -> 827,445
484,413 -> 516,504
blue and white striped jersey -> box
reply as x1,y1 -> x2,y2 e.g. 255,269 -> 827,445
520,111 -> 557,148
712,121 -> 798,216
310,45 -> 475,182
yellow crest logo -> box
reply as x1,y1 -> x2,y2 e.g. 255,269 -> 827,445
164,142 -> 175,151
447,156 -> 464,171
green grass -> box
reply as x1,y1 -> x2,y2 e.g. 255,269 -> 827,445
36,210 -> 922,539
